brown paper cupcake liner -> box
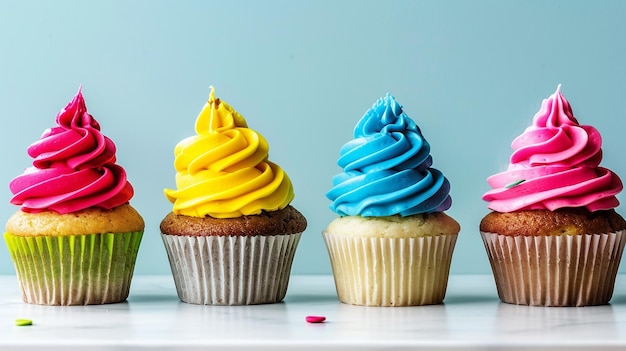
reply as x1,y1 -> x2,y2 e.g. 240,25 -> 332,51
323,233 -> 457,306
4,231 -> 143,305
481,230 -> 626,306
161,232 -> 301,305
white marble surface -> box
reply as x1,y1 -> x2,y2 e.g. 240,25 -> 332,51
2,274 -> 626,350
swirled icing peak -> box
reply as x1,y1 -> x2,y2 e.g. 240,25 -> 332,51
9,87 -> 134,214
164,86 -> 294,218
327,93 -> 452,217
483,85 -> 622,212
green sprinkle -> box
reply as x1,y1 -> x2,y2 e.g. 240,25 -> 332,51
15,319 -> 32,326
505,179 -> 525,188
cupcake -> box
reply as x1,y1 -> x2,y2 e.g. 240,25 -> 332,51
324,93 -> 460,306
481,84 -> 626,306
4,87 -> 144,305
161,86 -> 306,305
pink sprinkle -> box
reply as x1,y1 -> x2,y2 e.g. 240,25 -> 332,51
305,315 -> 326,323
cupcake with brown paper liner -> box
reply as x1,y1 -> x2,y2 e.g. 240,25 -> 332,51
161,86 -> 306,305
324,93 -> 460,306
5,87 -> 144,305
481,84 -> 626,306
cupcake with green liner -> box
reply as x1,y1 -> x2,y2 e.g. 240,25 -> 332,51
4,87 -> 144,305
161,86 -> 306,305
324,93 -> 460,306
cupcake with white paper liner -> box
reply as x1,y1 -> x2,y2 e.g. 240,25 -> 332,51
4,87 -> 144,305
324,93 -> 460,306
161,86 -> 306,305
481,84 -> 626,306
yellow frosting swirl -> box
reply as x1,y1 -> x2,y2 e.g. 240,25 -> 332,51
164,87 -> 294,218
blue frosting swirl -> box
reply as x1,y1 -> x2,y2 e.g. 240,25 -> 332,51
327,93 -> 452,217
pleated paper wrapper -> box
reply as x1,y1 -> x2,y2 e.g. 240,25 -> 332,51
481,230 -> 626,306
161,232 -> 301,305
4,231 -> 143,305
323,232 -> 457,306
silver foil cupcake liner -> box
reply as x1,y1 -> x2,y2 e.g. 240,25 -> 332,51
481,230 -> 626,306
161,232 -> 301,305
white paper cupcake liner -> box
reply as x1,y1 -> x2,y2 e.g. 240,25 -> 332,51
161,233 -> 301,305
4,231 -> 143,305
323,232 -> 457,306
481,230 -> 626,306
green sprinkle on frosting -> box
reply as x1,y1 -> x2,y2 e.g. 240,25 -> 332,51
15,319 -> 32,326
505,179 -> 525,188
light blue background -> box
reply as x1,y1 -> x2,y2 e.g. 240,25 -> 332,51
1,0 -> 626,276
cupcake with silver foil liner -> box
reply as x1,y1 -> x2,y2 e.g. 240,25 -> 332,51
161,86 -> 306,305
481,85 -> 626,306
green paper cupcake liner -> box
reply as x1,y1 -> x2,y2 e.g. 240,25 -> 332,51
4,231 -> 143,305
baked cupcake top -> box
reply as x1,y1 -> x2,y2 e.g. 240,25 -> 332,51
164,87 -> 294,219
326,93 -> 452,217
8,87 -> 134,214
160,205 -> 306,236
326,212 -> 459,238
480,208 -> 626,236
6,204 -> 144,237
482,85 -> 622,213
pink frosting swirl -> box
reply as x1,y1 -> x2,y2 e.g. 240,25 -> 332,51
483,85 -> 622,212
9,87 -> 134,214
